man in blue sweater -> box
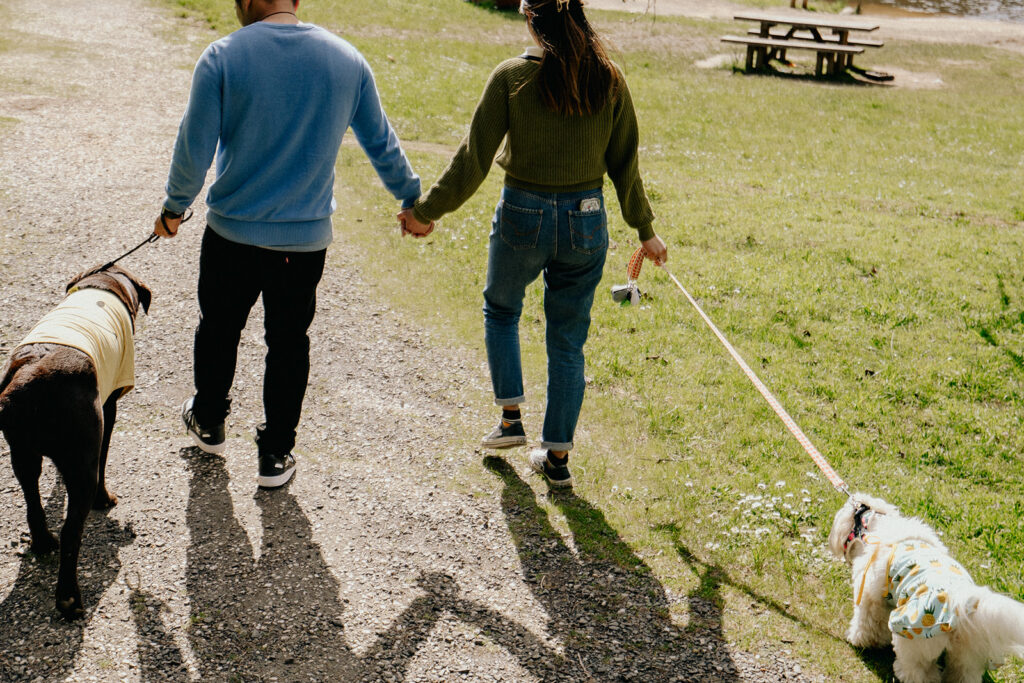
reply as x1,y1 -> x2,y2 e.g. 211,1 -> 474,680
155,0 -> 422,488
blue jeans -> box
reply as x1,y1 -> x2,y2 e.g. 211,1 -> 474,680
483,185 -> 608,452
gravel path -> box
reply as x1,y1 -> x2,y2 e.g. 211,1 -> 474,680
0,1 -> 821,681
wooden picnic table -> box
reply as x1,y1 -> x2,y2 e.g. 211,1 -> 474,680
726,11 -> 881,76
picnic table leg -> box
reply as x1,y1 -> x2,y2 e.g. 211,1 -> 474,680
815,52 -> 825,76
746,44 -> 755,71
836,29 -> 850,71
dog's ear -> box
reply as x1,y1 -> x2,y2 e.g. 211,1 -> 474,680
854,493 -> 898,517
127,275 -> 152,315
105,265 -> 152,318
112,265 -> 151,315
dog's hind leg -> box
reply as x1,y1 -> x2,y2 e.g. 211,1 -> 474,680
9,440 -> 58,554
54,413 -> 102,620
893,633 -> 947,683
942,637 -> 988,683
93,394 -> 119,510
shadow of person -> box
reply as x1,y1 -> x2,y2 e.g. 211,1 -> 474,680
171,447 -> 445,681
179,446 -> 264,679
251,482 -> 361,679
484,455 -> 741,681
0,478 -> 134,680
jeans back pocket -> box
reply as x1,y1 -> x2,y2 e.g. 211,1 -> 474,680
499,201 -> 544,250
568,209 -> 608,255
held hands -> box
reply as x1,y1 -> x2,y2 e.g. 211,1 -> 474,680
641,234 -> 668,266
397,209 -> 435,238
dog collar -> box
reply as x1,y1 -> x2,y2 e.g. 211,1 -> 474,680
843,503 -> 873,555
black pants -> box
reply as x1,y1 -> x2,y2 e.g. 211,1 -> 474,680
192,228 -> 326,456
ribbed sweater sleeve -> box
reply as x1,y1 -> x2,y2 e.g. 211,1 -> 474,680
605,80 -> 654,241
412,68 -> 510,224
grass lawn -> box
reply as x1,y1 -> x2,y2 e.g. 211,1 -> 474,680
165,0 -> 1024,679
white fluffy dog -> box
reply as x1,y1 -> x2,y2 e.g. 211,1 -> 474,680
827,493 -> 1024,683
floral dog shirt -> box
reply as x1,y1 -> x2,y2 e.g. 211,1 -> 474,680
884,541 -> 978,639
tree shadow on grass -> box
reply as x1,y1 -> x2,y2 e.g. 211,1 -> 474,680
0,478 -> 134,681
483,455 -> 741,681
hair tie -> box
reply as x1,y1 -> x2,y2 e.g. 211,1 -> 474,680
555,0 -> 570,10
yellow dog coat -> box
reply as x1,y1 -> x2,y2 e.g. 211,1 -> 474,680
18,288 -> 135,401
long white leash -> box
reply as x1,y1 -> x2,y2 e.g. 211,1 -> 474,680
621,247 -> 851,498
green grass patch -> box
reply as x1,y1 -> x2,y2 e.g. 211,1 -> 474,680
159,2 -> 1024,680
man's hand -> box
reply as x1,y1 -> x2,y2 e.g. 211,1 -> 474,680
641,234 -> 668,266
154,212 -> 182,238
397,208 -> 435,238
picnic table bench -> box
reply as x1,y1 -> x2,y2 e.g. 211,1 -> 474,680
722,11 -> 882,76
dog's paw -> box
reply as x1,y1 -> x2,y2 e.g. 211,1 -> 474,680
93,490 -> 118,510
893,659 -> 941,683
56,592 -> 85,620
30,532 -> 59,555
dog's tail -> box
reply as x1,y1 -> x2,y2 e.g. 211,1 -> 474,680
958,585 -> 1024,664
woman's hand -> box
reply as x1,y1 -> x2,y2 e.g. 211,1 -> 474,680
641,234 -> 667,266
397,209 -> 435,238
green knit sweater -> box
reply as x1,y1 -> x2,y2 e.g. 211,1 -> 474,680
412,52 -> 655,240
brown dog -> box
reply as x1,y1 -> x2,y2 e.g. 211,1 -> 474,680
0,264 -> 151,619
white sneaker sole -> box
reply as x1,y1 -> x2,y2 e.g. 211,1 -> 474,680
257,467 -> 295,489
187,429 -> 226,455
481,435 -> 528,449
182,399 -> 226,455
527,451 -> 572,488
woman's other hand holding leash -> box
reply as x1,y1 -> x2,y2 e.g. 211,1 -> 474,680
641,234 -> 667,266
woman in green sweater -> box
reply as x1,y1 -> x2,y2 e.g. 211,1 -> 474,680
403,0 -> 667,488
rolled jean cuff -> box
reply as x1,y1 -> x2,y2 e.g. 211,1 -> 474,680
541,440 -> 573,452
494,395 -> 526,407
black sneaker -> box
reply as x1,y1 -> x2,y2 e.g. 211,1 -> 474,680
181,397 -> 225,455
527,448 -> 572,488
258,452 -> 296,489
481,419 -> 527,449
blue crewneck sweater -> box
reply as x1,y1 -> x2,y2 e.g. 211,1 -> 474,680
164,22 -> 420,251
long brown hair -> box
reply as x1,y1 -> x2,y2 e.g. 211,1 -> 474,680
520,0 -> 621,116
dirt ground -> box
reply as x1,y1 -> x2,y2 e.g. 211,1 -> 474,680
0,0 -> 827,681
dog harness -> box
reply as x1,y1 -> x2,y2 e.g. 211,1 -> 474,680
18,288 -> 135,401
884,541 -> 978,639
